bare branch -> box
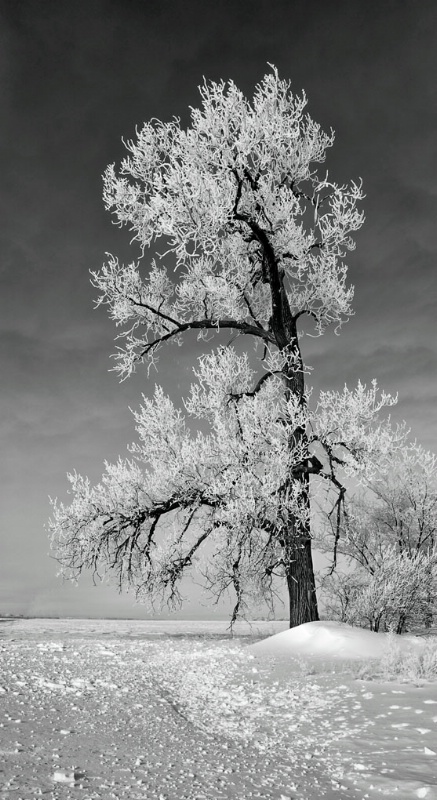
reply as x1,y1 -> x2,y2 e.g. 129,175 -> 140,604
125,295 -> 181,328
136,316 -> 276,363
227,370 -> 282,404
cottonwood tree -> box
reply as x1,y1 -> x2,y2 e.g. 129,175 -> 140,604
321,443 -> 437,631
49,67 -> 405,627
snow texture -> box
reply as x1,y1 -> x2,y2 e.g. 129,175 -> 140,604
250,620 -> 427,659
0,617 -> 436,799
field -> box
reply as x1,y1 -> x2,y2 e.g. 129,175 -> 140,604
1,618 -> 436,799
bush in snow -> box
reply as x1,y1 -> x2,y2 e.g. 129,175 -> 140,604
321,545 -> 437,634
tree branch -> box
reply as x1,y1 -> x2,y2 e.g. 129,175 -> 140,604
163,526 -> 213,598
293,308 -> 320,324
241,291 -> 265,329
136,316 -> 276,363
227,370 -> 282,404
231,169 -> 291,348
125,295 -> 181,328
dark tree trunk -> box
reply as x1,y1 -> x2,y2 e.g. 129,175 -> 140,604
424,547 -> 434,628
286,536 -> 319,627
424,608 -> 433,629
269,273 -> 320,628
396,612 -> 407,635
278,328 -> 320,629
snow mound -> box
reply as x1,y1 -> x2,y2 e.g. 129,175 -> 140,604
249,621 -> 425,660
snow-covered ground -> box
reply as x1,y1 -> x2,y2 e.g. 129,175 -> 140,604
250,619 -> 429,659
0,618 -> 436,799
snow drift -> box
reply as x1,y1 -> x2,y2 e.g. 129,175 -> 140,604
249,620 -> 426,660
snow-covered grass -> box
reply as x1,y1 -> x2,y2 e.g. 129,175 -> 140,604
1,618 -> 436,799
353,633 -> 437,684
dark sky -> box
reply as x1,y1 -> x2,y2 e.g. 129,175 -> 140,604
1,0 -> 436,618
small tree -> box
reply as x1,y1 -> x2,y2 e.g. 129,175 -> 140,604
320,570 -> 365,623
324,547 -> 437,634
321,443 -> 437,631
49,67 -> 403,627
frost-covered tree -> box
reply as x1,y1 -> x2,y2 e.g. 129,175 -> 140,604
49,67 -> 405,627
339,443 -> 437,563
322,546 -> 437,634
319,570 -> 364,624
321,443 -> 437,631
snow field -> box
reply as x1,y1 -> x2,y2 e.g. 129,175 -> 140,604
0,619 -> 436,799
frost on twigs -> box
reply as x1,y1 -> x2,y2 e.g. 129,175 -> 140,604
313,379 -> 406,481
320,441 -> 437,634
93,66 -> 364,378
49,343 -> 406,622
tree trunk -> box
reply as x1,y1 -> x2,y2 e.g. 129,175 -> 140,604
286,536 -> 319,628
424,608 -> 433,629
396,612 -> 407,635
424,549 -> 434,628
274,303 -> 320,628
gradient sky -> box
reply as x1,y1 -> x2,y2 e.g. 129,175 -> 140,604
1,0 -> 436,618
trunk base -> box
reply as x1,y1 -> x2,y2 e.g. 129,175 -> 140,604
287,538 -> 319,628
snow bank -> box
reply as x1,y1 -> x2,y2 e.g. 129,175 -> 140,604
249,620 -> 425,660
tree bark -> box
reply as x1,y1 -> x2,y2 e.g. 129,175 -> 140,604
280,331 -> 319,628
286,535 -> 319,627
265,250 -> 320,628
424,545 -> 434,629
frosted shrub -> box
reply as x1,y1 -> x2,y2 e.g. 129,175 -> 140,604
322,546 -> 437,634
321,442 -> 437,632
354,634 -> 437,683
395,639 -> 437,683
